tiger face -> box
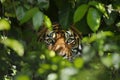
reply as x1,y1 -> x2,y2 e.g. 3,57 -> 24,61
42,24 -> 82,60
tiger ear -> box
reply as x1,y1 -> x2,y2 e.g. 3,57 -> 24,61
70,24 -> 82,38
37,26 -> 48,41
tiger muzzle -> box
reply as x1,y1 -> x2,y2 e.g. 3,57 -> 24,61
49,36 -> 72,59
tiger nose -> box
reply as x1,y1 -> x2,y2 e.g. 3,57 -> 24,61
59,50 -> 66,56
54,46 -> 66,56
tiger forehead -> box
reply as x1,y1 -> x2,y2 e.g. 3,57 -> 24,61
46,29 -> 65,39
52,24 -> 73,34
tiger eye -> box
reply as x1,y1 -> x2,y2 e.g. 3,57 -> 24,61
46,39 -> 53,43
67,38 -> 73,43
67,38 -> 75,44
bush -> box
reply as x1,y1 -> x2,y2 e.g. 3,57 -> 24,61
0,0 -> 120,80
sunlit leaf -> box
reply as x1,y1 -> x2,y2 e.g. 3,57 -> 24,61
1,0 -> 6,3
87,7 -> 101,32
96,31 -> 113,39
38,67 -> 46,74
44,15 -> 52,30
112,54 -> 120,69
60,67 -> 77,80
40,54 -> 45,59
0,18 -> 11,30
101,55 -> 112,68
60,60 -> 72,67
20,7 -> 39,24
88,1 -> 108,18
32,11 -> 44,30
47,73 -> 58,80
51,65 -> 58,71
0,38 -> 24,56
41,64 -> 51,70
15,75 -> 30,80
82,31 -> 113,43
38,64 -> 50,74
116,22 -> 120,27
16,6 -> 25,20
74,58 -> 84,68
88,33 -> 97,42
51,56 -> 63,63
49,50 -> 56,57
82,33 -> 97,43
74,4 -> 88,23
104,44 -> 118,52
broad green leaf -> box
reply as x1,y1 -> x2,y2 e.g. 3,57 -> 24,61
0,18 -> 11,30
0,38 -> 24,56
16,6 -> 25,20
32,11 -> 44,30
89,1 -> 108,18
74,4 -> 88,23
44,15 -> 52,30
20,7 -> 39,24
87,8 -> 101,32
75,19 -> 92,34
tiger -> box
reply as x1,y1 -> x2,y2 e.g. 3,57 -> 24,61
37,23 -> 82,61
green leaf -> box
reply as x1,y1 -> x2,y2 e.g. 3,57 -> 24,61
112,54 -> 120,69
37,0 -> 49,10
0,18 -> 11,30
16,6 -> 25,20
104,11 -> 117,26
74,4 -> 88,23
101,55 -> 112,68
74,58 -> 84,68
32,11 -> 44,30
44,15 -> 52,30
87,8 -> 101,32
61,67 -> 77,80
47,73 -> 58,80
1,0 -> 5,3
116,22 -> 120,27
0,38 -> 24,56
20,7 -> 39,24
88,1 -> 108,18
15,75 -> 30,80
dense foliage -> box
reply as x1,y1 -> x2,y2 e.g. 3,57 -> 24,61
0,0 -> 120,80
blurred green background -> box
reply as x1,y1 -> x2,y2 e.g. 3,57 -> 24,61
0,0 -> 120,80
